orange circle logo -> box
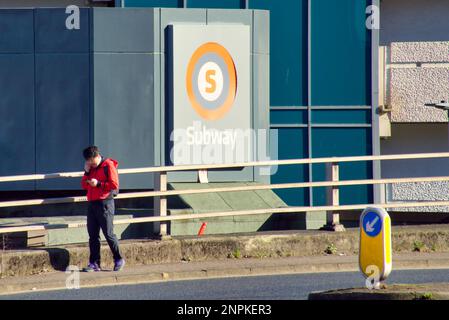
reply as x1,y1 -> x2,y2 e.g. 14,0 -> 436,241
186,42 -> 237,121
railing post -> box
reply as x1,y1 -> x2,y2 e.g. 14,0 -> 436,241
154,171 -> 169,239
198,169 -> 208,183
321,162 -> 346,232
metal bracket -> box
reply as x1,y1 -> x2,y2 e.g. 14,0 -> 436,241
425,101 -> 449,110
379,104 -> 392,113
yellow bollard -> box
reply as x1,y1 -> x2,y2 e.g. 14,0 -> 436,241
359,207 -> 392,286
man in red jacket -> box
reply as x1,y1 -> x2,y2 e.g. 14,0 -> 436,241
81,146 -> 124,272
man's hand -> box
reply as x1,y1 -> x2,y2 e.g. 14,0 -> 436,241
87,178 -> 99,187
84,162 -> 91,173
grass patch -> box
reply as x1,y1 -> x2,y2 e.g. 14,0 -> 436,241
325,243 -> 337,255
415,292 -> 434,300
413,240 -> 425,252
231,249 -> 242,259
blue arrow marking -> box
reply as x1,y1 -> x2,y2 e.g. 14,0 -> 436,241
362,211 -> 382,237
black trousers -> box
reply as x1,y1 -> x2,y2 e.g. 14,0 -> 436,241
87,199 -> 122,265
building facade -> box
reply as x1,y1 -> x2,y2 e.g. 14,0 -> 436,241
379,0 -> 449,213
0,0 -> 378,211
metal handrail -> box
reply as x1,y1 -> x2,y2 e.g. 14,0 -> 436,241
1,151 -> 449,182
1,151 -> 449,236
1,175 -> 449,208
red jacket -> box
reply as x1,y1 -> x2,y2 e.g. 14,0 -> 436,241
81,158 -> 119,201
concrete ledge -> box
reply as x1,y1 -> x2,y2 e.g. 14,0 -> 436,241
2,225 -> 449,278
309,283 -> 449,300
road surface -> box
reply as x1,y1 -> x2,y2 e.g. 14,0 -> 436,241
1,268 -> 448,300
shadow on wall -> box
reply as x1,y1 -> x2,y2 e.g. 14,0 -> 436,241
44,247 -> 71,271
257,213 -> 310,231
380,0 -> 449,44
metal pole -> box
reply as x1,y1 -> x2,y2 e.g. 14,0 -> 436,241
322,162 -> 346,231
154,171 -> 169,238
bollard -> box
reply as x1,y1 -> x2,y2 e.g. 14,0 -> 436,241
359,206 -> 392,288
198,222 -> 207,236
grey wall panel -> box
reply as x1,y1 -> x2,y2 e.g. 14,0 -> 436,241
167,171 -> 197,183
153,48 -> 162,167
208,168 -> 254,182
0,8 -> 270,192
0,54 -> 35,191
206,9 -> 252,25
93,53 -> 156,189
92,8 -> 159,53
0,0 -> 99,8
253,53 -> 270,184
35,54 -> 90,190
206,9 -> 253,53
253,10 -> 269,55
160,8 -> 207,53
35,8 -> 90,53
168,168 -> 254,183
253,55 -> 269,130
0,9 -> 34,53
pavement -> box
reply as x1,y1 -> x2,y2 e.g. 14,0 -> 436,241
1,252 -> 449,296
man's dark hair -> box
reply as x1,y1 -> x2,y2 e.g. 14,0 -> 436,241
83,146 -> 100,160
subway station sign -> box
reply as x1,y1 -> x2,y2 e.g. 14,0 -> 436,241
168,24 -> 251,165
359,207 -> 392,284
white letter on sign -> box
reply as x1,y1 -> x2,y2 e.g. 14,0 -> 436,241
66,5 -> 80,30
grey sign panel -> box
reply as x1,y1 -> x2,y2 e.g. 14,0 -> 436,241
206,10 -> 258,182
34,8 -> 90,53
0,54 -> 35,191
159,9 -> 207,170
35,54 -> 90,190
168,24 -> 251,167
0,9 -> 34,53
